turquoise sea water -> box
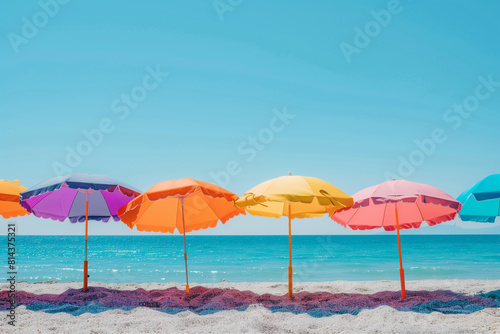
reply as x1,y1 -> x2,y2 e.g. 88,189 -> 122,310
3,235 -> 499,283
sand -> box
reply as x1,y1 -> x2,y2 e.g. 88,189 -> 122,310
1,280 -> 499,333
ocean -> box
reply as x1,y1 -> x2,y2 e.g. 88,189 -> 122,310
4,235 -> 499,283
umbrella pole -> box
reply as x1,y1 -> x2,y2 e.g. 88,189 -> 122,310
288,203 -> 293,298
395,203 -> 406,299
83,193 -> 89,292
181,198 -> 190,294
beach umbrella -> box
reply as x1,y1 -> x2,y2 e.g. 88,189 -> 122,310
331,179 -> 461,299
0,180 -> 30,218
118,178 -> 244,293
457,174 -> 500,223
20,174 -> 141,292
234,173 -> 353,298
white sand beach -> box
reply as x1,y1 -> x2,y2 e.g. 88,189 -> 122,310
1,280 -> 499,334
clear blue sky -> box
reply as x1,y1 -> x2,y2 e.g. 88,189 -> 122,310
1,0 -> 499,235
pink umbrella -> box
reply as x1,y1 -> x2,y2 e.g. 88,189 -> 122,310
331,180 -> 461,299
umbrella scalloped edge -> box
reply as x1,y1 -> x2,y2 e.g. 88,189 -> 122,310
119,186 -> 239,217
332,213 -> 459,232
0,211 -> 29,219
459,215 -> 498,223
125,207 -> 245,234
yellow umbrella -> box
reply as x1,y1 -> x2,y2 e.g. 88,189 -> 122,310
0,180 -> 29,218
235,173 -> 353,297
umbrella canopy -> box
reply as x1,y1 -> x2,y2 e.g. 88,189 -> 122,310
20,174 -> 141,291
331,179 -> 461,299
332,180 -> 461,231
235,175 -> 353,218
457,174 -> 500,223
118,178 -> 244,293
0,180 -> 29,218
20,174 -> 140,222
235,174 -> 353,297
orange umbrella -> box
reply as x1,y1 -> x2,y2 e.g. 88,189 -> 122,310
0,180 -> 29,218
118,178 -> 244,293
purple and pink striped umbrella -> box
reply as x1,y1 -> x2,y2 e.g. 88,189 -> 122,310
20,174 -> 141,291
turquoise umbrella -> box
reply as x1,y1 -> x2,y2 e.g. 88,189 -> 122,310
457,174 -> 500,223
